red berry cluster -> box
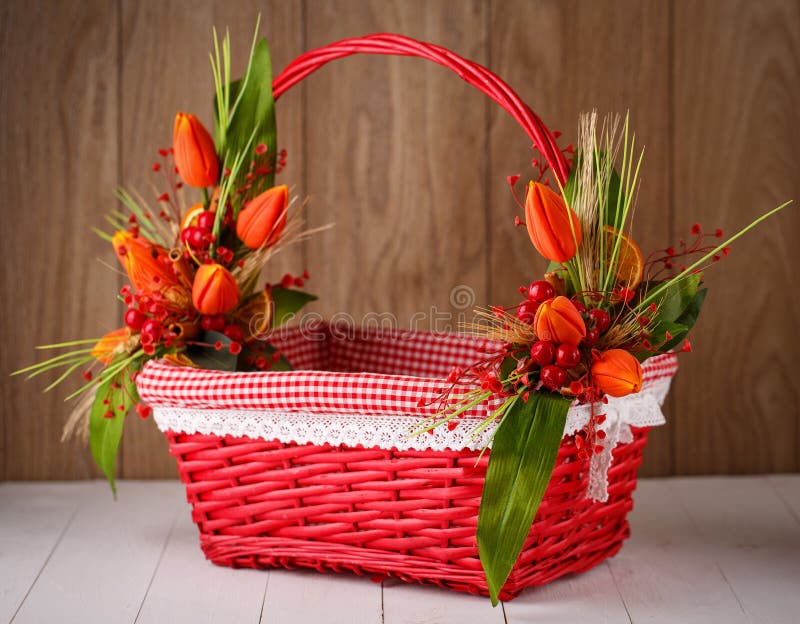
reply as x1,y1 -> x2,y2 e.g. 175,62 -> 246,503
122,280 -> 254,357
514,281 -> 612,395
574,413 -> 608,460
121,285 -> 187,355
180,210 -> 217,251
241,344 -> 284,371
515,280 -> 555,323
280,270 -> 310,289
178,206 -> 244,270
198,314 -> 245,343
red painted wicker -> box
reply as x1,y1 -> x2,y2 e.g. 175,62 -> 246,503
145,34 -> 675,600
166,427 -> 649,600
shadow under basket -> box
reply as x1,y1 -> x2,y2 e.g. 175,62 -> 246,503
138,322 -> 676,601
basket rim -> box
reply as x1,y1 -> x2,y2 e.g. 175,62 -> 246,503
137,324 -> 677,389
135,324 -> 678,421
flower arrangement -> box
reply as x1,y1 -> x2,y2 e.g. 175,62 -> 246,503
415,111 -> 790,603
15,23 -> 321,493
15,24 -> 792,605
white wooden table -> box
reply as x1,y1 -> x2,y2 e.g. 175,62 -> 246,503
1,476 -> 798,623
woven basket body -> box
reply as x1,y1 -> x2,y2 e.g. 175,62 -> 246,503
140,324 -> 676,600
138,34 -> 678,600
165,429 -> 648,600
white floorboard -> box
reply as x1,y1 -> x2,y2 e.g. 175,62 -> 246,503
503,563 -> 631,624
0,483 -> 80,623
769,474 -> 800,523
9,481 -> 181,624
673,476 -> 800,624
136,511 -> 269,624
608,479 -> 749,624
0,476 -> 798,623
382,579 -> 504,624
261,569 -> 382,624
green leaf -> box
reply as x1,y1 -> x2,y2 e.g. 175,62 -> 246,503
650,287 -> 707,355
270,286 -> 317,328
563,166 -> 578,205
477,392 -> 570,605
185,330 -> 238,371
122,361 -> 141,404
89,361 -> 141,496
545,260 -> 565,275
498,355 -> 517,385
603,167 -> 622,229
635,275 -> 706,359
221,37 -> 276,196
664,287 -> 707,349
634,321 -> 687,362
651,272 -> 702,324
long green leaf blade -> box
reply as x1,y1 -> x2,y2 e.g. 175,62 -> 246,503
89,378 -> 125,497
222,37 -> 276,195
89,360 -> 142,496
477,392 -> 570,605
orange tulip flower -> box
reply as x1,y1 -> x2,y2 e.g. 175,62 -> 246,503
113,230 -> 188,306
91,328 -> 133,364
192,263 -> 239,315
236,185 -> 288,249
173,112 -> 219,188
591,349 -> 643,397
534,296 -> 587,345
525,181 -> 582,263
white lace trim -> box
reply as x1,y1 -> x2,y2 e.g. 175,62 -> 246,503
153,377 -> 671,501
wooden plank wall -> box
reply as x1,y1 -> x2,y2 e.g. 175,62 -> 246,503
1,0 -> 798,480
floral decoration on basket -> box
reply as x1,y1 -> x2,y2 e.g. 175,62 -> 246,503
17,22 -> 792,605
16,21 -> 323,489
414,112 -> 789,601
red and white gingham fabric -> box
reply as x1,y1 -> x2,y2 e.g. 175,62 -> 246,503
137,323 -> 678,419
137,324 -> 677,500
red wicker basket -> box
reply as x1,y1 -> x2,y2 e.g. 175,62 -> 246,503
136,34 -> 679,600
139,324 -> 676,600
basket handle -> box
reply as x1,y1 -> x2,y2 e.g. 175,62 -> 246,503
272,33 -> 570,185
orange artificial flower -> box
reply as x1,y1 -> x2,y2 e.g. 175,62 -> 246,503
534,296 -> 587,345
591,349 -> 643,397
112,230 -> 188,306
192,263 -> 239,315
236,185 -> 289,249
525,181 -> 582,262
91,328 -> 133,364
173,112 -> 219,187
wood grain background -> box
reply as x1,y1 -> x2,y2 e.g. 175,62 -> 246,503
1,0 -> 798,480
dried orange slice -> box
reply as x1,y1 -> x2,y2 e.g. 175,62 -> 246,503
163,352 -> 199,368
180,202 -> 206,230
604,225 -> 644,289
233,290 -> 274,341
